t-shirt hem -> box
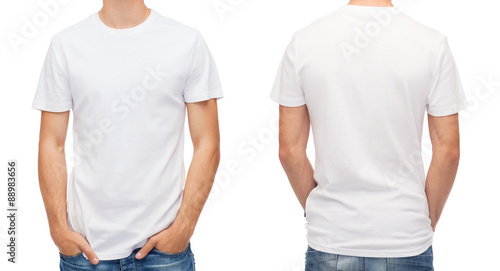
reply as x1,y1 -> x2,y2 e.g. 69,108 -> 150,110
269,93 -> 306,107
32,100 -> 72,112
184,87 -> 223,103
307,237 -> 434,258
92,250 -> 137,261
427,100 -> 469,117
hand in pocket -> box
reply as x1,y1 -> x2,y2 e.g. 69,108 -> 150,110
52,228 -> 99,265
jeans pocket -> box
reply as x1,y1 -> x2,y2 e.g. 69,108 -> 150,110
59,252 -> 88,271
151,243 -> 190,258
140,244 -> 195,270
305,246 -> 338,267
388,246 -> 434,270
59,251 -> 84,260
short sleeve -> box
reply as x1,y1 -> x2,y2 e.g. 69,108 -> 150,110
426,37 -> 468,116
270,34 -> 305,107
32,39 -> 73,112
183,33 -> 223,103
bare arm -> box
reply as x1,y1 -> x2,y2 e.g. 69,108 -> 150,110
425,113 -> 461,231
137,99 -> 220,258
38,111 -> 99,264
172,98 -> 221,239
278,105 -> 316,210
38,111 -> 70,237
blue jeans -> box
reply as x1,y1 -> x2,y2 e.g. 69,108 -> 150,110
305,245 -> 434,271
59,244 -> 195,271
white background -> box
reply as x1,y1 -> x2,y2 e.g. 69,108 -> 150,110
1,0 -> 499,270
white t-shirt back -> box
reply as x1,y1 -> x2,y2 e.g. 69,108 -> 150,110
271,5 -> 468,257
32,9 -> 223,260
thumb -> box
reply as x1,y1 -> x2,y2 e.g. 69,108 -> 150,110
136,239 -> 155,260
78,240 -> 99,265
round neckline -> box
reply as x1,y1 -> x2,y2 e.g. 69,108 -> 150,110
94,9 -> 156,36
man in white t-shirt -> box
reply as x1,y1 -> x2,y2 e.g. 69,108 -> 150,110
271,0 -> 468,270
33,0 -> 222,270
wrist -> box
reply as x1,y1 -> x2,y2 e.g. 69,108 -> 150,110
50,223 -> 72,240
170,220 -> 195,239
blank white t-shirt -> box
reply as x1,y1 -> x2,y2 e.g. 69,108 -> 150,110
271,5 -> 468,257
32,9 -> 223,260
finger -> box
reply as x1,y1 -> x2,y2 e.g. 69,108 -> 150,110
77,239 -> 99,265
136,239 -> 156,259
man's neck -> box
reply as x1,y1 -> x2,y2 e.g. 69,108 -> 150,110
99,0 -> 150,29
347,0 -> 394,7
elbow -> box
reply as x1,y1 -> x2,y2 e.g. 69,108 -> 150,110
438,146 -> 460,167
448,147 -> 461,166
278,146 -> 303,166
38,138 -> 65,154
278,147 -> 290,165
213,145 -> 221,166
197,140 -> 220,165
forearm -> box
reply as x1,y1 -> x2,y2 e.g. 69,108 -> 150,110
38,142 -> 70,237
170,144 -> 220,236
280,151 -> 316,210
425,149 -> 460,231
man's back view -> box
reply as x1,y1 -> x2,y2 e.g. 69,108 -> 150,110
271,1 -> 467,270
